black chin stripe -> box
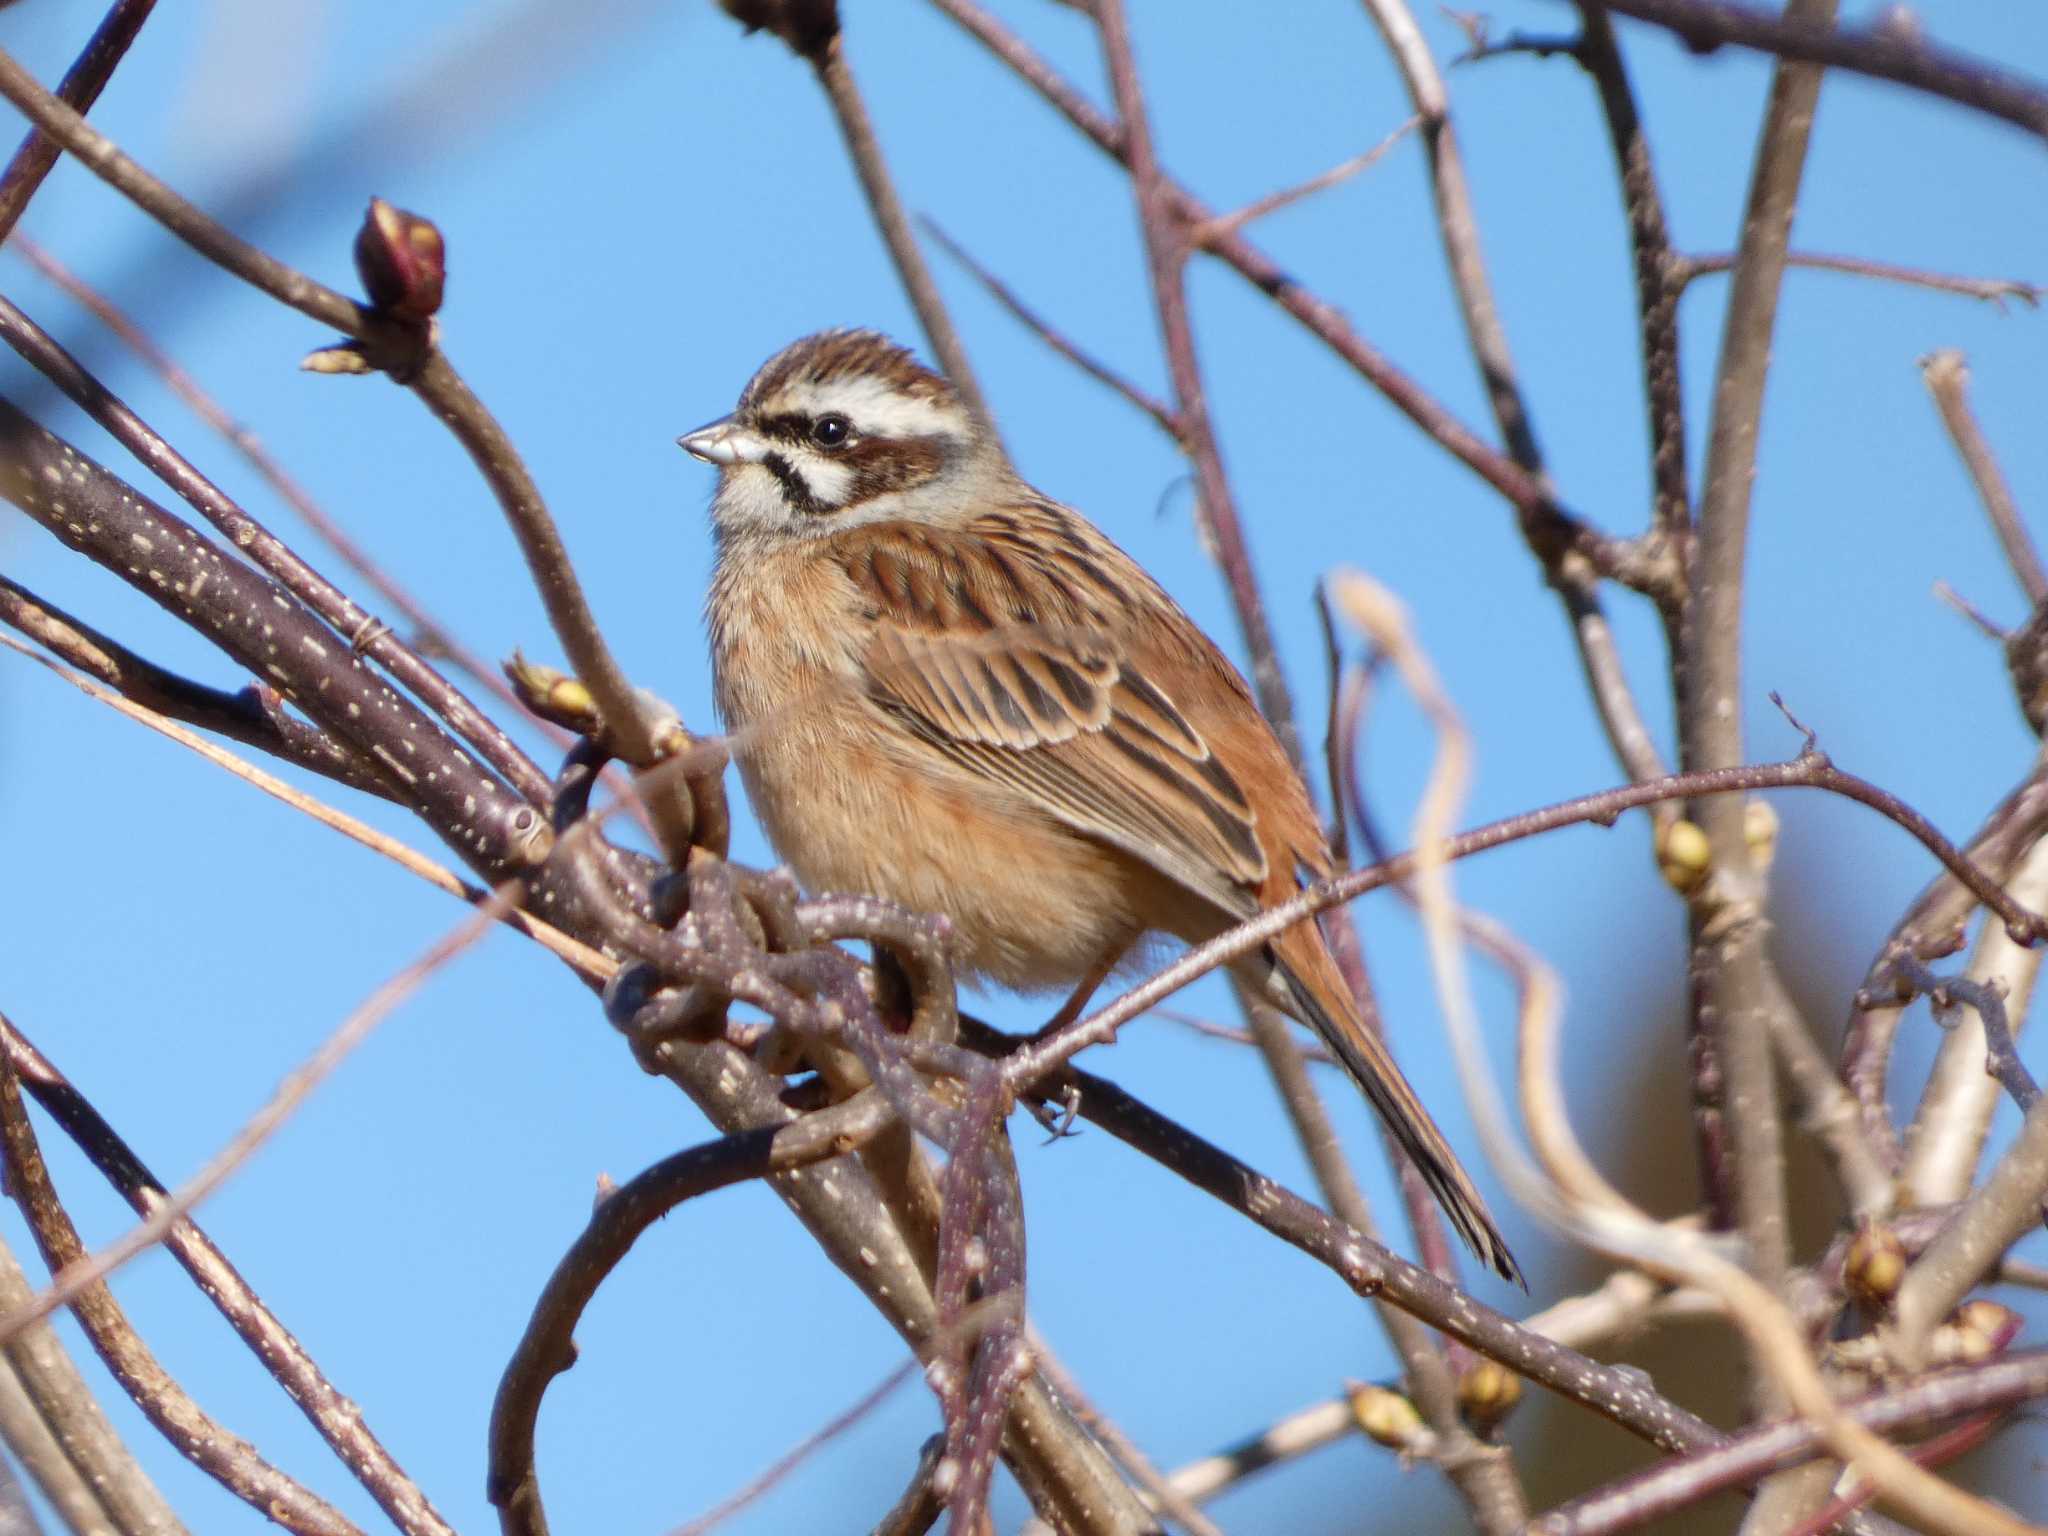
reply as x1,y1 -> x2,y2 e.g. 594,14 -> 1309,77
761,451 -> 828,516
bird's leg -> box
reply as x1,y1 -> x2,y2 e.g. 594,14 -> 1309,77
1030,945 -> 1127,1041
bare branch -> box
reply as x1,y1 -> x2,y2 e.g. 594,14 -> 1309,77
921,218 -> 1183,441
1680,250 -> 2044,310
1892,1095 -> 2048,1369
0,1019 -> 459,1536
672,1360 -> 917,1536
1355,0 -> 1546,481
0,396 -> 554,879
0,0 -> 159,242
1528,1349 -> 2048,1535
0,1240 -> 185,1536
0,631 -> 610,979
8,233 -> 553,733
0,291 -> 556,807
1186,118 -> 1417,245
1904,841 -> 2048,1205
0,45 -> 367,334
1841,747 -> 2048,1166
1003,744 -> 2048,1094
1572,8 -> 1693,553
0,892 -> 509,1346
1592,1 -> 2048,145
1095,0 -> 1303,764
1920,350 -> 2044,605
0,1048 -> 364,1536
808,41 -> 990,430
1682,0 -> 1836,1403
0,576 -> 389,795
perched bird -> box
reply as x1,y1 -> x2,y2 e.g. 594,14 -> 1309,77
682,329 -> 1519,1282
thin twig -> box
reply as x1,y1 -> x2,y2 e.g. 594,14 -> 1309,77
1681,250 -> 2044,310
669,1358 -> 919,1536
8,233 -> 556,733
1591,0 -> 2048,145
1527,1349 -> 2048,1535
0,1019 -> 459,1536
1094,0 -> 1302,765
1356,0 -> 1546,480
1002,743 -> 2048,1093
1892,1094 -> 2048,1369
1885,956 -> 2042,1116
0,1240 -> 185,1536
1572,7 -> 1692,557
921,217 -> 1183,441
0,1051 -> 363,1536
0,575 -> 390,795
0,887 -> 513,1347
0,630 -> 611,979
1840,748 -> 2048,1166
488,1094 -> 899,1536
0,0 -> 159,242
0,295 -> 557,817
1186,119 -> 1417,245
1920,349 -> 2044,605
1904,840 -> 2048,1204
1682,0 -> 1835,1407
807,34 -> 991,431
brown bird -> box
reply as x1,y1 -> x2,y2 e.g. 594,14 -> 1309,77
683,329 -> 1519,1282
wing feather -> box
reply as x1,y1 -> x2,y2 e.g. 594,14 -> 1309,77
840,508 -> 1268,912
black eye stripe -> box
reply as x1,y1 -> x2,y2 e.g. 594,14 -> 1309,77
757,412 -> 814,446
760,451 -> 830,516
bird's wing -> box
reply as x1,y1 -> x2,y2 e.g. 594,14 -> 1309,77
834,505 -> 1269,916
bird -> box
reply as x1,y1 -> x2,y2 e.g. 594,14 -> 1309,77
681,328 -> 1519,1283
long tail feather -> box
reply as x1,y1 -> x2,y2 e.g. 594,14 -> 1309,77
1267,935 -> 1523,1286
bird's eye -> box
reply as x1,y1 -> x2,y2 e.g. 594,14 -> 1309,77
810,413 -> 851,449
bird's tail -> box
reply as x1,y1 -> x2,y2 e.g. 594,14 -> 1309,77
1265,927 -> 1523,1286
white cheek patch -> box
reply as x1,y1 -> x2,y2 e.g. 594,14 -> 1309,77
782,378 -> 966,440
707,466 -> 794,535
799,454 -> 855,509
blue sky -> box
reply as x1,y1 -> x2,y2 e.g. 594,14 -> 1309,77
1,1 -> 2044,1531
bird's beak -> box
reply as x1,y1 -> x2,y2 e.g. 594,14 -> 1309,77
677,417 -> 770,466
